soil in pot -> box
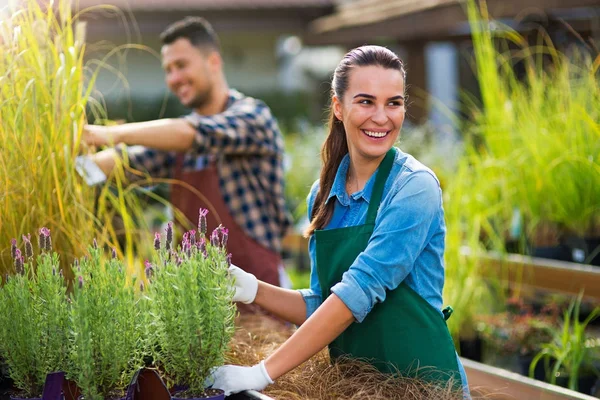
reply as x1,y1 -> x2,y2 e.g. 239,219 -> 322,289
172,388 -> 225,400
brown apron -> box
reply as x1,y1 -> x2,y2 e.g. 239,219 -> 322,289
170,154 -> 280,287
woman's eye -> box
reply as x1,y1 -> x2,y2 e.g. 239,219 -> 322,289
388,101 -> 403,106
359,99 -> 371,104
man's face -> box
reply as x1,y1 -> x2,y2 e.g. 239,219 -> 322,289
161,38 -> 215,110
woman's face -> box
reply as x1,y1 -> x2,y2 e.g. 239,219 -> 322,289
333,65 -> 405,165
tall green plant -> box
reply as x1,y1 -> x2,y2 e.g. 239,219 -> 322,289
0,230 -> 70,397
529,293 -> 600,391
69,242 -> 145,400
0,0 -> 156,278
148,214 -> 236,397
464,0 -> 600,248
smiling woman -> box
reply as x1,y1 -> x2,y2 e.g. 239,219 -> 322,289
210,45 -> 470,399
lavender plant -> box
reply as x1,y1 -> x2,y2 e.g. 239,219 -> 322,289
68,242 -> 145,400
0,229 -> 70,398
147,214 -> 236,397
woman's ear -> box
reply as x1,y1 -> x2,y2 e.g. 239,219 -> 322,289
332,95 -> 343,121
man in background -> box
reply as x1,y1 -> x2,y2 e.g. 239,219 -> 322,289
81,16 -> 291,287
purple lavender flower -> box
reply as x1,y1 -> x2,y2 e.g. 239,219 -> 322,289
144,260 -> 153,279
92,238 -> 98,249
197,237 -> 207,258
154,232 -> 161,251
165,222 -> 173,251
111,247 -> 117,259
22,234 -> 33,259
210,225 -> 228,248
74,258 -> 79,270
175,256 -> 182,266
140,281 -> 145,292
220,227 -> 229,248
52,267 -> 56,276
45,233 -> 52,252
78,276 -> 84,289
226,253 -> 232,266
14,249 -> 24,275
10,238 -> 17,260
198,208 -> 209,236
39,227 -> 50,251
210,229 -> 219,247
189,230 -> 196,246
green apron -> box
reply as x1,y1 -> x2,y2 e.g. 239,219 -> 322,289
315,147 -> 462,387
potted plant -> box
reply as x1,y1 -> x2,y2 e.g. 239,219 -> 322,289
0,230 -> 70,399
530,293 -> 600,394
68,241 -> 146,400
474,296 -> 560,379
463,0 -> 600,264
146,216 -> 236,400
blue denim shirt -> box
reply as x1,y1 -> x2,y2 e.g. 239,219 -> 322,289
298,148 -> 469,396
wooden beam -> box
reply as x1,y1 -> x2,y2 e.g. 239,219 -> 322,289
476,251 -> 600,301
306,0 -> 600,45
463,358 -> 599,400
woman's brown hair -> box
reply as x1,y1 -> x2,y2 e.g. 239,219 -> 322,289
304,45 -> 406,237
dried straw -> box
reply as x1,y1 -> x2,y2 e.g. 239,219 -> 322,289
227,313 -> 466,400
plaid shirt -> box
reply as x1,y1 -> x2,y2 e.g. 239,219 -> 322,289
121,89 -> 292,254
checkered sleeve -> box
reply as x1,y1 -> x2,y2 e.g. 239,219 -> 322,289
116,144 -> 176,182
184,98 -> 280,156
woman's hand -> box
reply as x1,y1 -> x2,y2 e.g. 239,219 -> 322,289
229,264 -> 258,304
210,361 -> 273,396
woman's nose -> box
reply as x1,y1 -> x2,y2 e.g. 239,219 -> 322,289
371,106 -> 388,124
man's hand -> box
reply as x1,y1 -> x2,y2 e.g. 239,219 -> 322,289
229,264 -> 258,304
210,361 -> 273,396
81,125 -> 119,148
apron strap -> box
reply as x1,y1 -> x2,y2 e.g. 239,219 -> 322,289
365,147 -> 397,225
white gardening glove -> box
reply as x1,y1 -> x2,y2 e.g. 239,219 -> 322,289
210,361 -> 274,396
228,264 -> 258,304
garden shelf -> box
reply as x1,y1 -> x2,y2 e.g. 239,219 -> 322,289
472,250 -> 600,301
463,358 -> 598,400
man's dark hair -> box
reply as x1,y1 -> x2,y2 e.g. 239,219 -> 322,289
160,16 -> 220,52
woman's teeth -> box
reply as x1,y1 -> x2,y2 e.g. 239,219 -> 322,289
363,130 -> 388,138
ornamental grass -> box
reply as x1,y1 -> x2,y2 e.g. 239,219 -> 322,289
0,0 -> 156,278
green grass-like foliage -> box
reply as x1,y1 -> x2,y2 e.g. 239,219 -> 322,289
464,0 -> 600,245
0,231 -> 69,397
0,0 -> 99,275
147,219 -> 236,397
69,244 -> 145,400
529,293 -> 600,391
0,0 -> 157,278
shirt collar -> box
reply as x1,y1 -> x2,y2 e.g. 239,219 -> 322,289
326,154 -> 378,206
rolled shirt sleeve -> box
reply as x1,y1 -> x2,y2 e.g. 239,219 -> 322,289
298,180 -> 323,320
184,98 -> 281,157
331,171 -> 443,323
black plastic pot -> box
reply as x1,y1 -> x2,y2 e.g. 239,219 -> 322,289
459,336 -> 483,362
226,391 -> 273,400
172,389 -> 224,400
517,354 -> 547,381
555,374 -> 599,395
